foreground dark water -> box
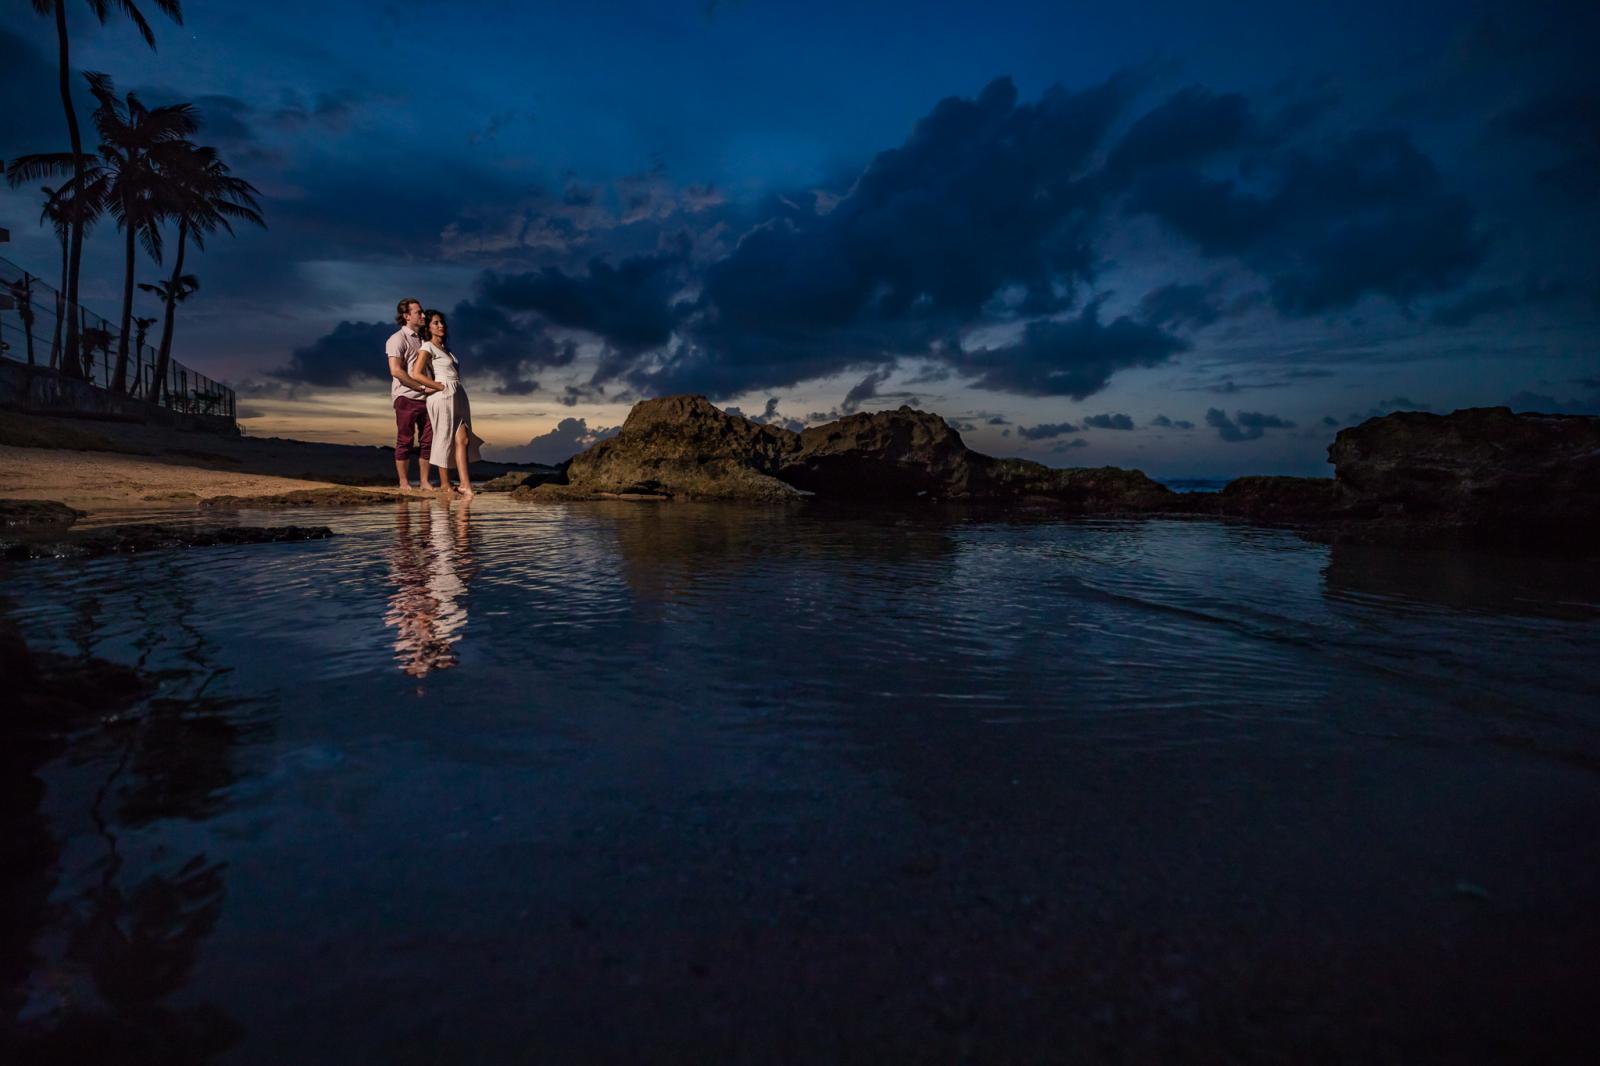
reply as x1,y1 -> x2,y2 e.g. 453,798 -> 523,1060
5,498 -> 1600,1062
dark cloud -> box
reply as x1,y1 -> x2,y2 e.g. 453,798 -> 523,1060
1493,90 -> 1600,201
903,364 -> 953,385
267,89 -> 360,133
1508,389 -> 1600,415
1082,412 -> 1135,430
1322,415 -> 1341,427
1205,408 -> 1297,442
1017,421 -> 1080,440
272,320 -> 393,388
488,417 -> 619,465
415,70 -> 1507,407
478,251 -> 683,358
952,304 -> 1187,398
447,294 -> 578,396
1136,282 -> 1223,330
1125,129 -> 1487,315
1053,437 -> 1091,451
1199,377 -> 1289,394
1105,87 -> 1255,177
1149,414 -> 1195,429
1429,277 -> 1567,327
840,367 -> 894,414
277,303 -> 580,398
620,74 -> 1140,397
725,396 -> 805,432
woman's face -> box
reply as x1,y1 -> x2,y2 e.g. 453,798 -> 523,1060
429,315 -> 446,341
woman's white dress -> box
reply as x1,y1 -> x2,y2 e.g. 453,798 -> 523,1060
421,341 -> 483,470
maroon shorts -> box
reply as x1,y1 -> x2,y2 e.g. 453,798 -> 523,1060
394,396 -> 433,460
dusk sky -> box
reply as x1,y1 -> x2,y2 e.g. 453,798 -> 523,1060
3,0 -> 1597,474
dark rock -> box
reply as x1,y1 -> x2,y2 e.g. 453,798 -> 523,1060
559,396 -> 805,500
783,407 -> 981,498
1203,476 -> 1356,523
480,465 -> 566,493
1326,407 -> 1600,551
542,396 -> 1599,552
0,499 -> 85,529
981,458 -> 1176,512
1,523 -> 334,561
200,487 -> 407,509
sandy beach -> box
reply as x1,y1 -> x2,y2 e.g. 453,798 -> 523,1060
0,411 -> 528,521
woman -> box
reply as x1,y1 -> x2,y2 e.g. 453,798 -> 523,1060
409,309 -> 484,495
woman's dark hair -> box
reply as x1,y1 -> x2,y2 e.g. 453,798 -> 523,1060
423,308 -> 447,343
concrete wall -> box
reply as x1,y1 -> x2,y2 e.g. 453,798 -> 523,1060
0,360 -> 238,435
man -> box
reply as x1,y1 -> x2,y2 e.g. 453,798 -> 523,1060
387,297 -> 437,491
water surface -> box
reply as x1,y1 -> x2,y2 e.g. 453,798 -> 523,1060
6,498 -> 1599,1061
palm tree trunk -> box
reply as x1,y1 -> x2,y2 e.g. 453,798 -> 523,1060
51,240 -> 67,371
152,220 -> 187,406
55,0 -> 86,380
21,277 -> 36,366
113,200 -> 137,393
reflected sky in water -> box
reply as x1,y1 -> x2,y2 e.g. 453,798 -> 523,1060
5,498 -> 1600,1060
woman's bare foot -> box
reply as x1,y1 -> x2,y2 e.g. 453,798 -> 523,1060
458,486 -> 475,498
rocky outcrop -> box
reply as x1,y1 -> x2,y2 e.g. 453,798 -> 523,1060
783,407 -> 981,498
521,396 -> 806,501
479,465 -> 566,493
1321,407 -> 1600,551
534,398 -> 1178,509
0,499 -> 85,529
517,396 -> 1599,552
1194,476 -> 1358,524
981,458 -> 1176,512
1,522 -> 335,561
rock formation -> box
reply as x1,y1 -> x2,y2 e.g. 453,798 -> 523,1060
512,396 -> 1598,553
516,395 -> 805,501
1323,407 -> 1600,551
517,397 -> 1176,510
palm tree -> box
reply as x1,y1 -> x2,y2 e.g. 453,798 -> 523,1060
5,274 -> 39,366
130,313 -> 156,392
40,185 -> 71,369
87,71 -> 199,393
7,158 -> 109,373
144,142 -> 264,405
31,0 -> 183,379
137,273 -> 197,403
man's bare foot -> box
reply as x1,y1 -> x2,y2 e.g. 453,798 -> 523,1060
459,487 -> 475,498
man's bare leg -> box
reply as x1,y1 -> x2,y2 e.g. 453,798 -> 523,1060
395,458 -> 411,492
419,460 -> 437,491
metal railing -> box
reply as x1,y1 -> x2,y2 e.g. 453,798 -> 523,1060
0,255 -> 235,421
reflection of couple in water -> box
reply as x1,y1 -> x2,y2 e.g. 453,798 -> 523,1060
385,500 -> 475,678
387,297 -> 485,495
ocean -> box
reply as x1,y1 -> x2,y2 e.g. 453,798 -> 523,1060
6,496 -> 1599,1060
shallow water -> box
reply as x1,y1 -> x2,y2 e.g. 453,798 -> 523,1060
6,497 -> 1600,1061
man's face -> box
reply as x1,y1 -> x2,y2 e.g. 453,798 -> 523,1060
404,302 -> 424,329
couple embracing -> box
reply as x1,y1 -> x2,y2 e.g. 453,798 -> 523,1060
387,297 -> 485,495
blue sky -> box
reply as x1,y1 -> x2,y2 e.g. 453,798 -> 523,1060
2,0 -> 1596,473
